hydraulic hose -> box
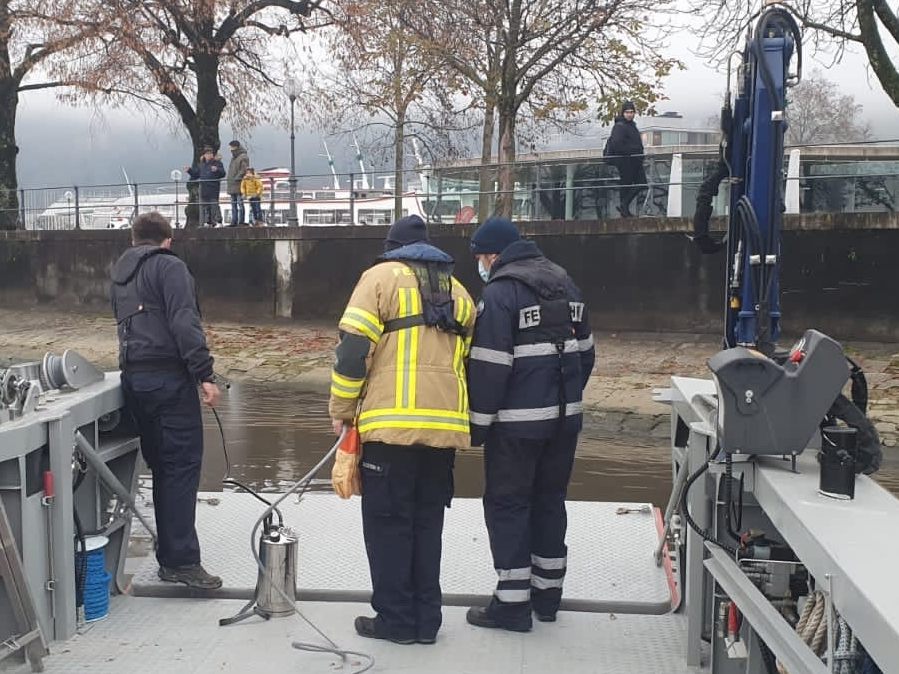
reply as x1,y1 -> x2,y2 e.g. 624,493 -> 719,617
679,457 -> 738,557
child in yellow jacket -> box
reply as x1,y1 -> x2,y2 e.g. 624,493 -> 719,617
241,168 -> 265,225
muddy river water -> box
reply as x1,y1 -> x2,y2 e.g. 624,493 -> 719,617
195,382 -> 899,506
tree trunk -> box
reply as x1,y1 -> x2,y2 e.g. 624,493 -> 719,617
182,53 -> 225,228
495,103 -> 516,218
0,83 -> 20,230
478,93 -> 496,223
394,111 -> 405,222
858,0 -> 899,107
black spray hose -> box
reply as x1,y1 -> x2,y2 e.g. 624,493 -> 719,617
211,407 -> 284,528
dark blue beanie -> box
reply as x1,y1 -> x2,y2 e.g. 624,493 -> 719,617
384,215 -> 428,251
470,217 -> 520,254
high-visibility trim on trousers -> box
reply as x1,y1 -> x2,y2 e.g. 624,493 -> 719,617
497,567 -> 531,581
531,575 -> 565,590
495,588 -> 531,603
531,554 -> 567,570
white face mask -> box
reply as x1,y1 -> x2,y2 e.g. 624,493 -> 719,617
478,259 -> 490,283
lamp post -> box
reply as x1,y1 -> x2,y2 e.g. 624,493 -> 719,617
63,190 -> 73,230
284,78 -> 300,226
170,170 -> 182,228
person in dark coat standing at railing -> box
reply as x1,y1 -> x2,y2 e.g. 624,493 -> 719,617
604,101 -> 647,218
185,147 -> 224,227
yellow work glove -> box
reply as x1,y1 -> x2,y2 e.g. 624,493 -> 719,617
331,426 -> 362,499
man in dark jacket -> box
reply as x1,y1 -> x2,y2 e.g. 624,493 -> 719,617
186,147 -> 224,226
605,101 -> 647,217
110,212 -> 222,589
225,140 -> 250,226
465,217 -> 595,632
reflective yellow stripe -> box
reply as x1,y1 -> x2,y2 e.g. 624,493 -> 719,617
332,372 -> 364,390
453,296 -> 467,413
408,288 -> 421,408
359,408 -> 469,422
395,289 -> 409,406
340,307 -> 383,343
359,420 -> 469,433
330,371 -> 364,400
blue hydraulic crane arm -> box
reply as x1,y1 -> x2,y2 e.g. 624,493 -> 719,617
727,5 -> 802,354
691,3 -> 802,354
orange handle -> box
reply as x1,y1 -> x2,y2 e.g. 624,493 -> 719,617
340,426 -> 361,455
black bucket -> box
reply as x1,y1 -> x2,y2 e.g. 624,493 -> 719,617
818,426 -> 857,500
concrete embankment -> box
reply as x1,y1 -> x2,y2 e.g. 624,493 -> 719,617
2,212 -> 898,341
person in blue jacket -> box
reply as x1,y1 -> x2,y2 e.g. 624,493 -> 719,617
465,217 -> 595,632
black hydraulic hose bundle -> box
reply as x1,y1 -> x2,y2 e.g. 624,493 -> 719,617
679,455 -> 739,558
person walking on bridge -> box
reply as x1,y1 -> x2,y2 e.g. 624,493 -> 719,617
465,217 -> 594,632
329,215 -> 476,645
605,100 -> 647,218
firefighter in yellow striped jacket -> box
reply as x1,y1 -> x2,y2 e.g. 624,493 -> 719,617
329,215 -> 475,646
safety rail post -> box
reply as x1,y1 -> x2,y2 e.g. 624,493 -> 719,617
533,163 -> 542,220
74,186 -> 81,230
132,183 -> 139,222
349,172 -> 356,224
18,189 -> 25,230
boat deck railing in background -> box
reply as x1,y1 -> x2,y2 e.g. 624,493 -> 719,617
6,146 -> 899,230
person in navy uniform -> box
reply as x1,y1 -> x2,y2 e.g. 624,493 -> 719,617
464,217 -> 595,632
110,212 -> 222,589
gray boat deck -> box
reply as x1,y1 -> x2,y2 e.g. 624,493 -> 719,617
132,493 -> 675,614
5,598 -> 703,673
3,495 -> 703,673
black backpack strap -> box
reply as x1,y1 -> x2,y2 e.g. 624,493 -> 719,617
383,315 -> 426,334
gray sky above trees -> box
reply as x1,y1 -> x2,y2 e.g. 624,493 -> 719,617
14,5 -> 899,188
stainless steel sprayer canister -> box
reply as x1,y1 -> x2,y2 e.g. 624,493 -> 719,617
254,526 -> 298,617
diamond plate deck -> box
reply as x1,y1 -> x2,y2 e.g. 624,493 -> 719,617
131,493 -> 673,614
1,597 -> 704,674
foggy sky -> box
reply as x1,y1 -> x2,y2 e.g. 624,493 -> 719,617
14,18 -> 899,189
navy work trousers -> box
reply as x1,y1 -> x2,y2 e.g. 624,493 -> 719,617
483,430 -> 578,621
360,442 -> 455,642
123,370 -> 203,568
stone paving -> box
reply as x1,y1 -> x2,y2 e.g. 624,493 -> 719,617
1,308 -> 897,448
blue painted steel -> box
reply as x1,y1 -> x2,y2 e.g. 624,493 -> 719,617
727,24 -> 794,349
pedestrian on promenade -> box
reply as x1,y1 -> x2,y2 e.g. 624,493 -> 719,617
110,211 -> 222,589
241,168 -> 265,226
604,100 -> 647,217
328,214 -> 476,645
465,217 -> 595,632
186,147 -> 224,227
226,140 -> 250,226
